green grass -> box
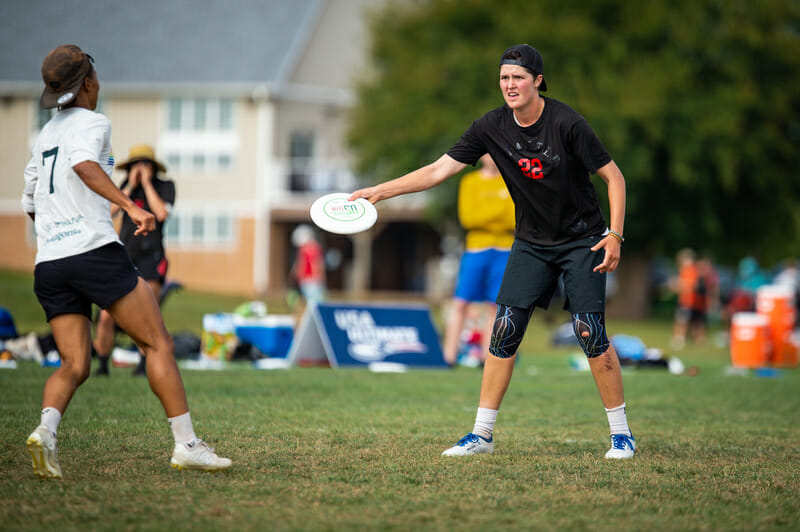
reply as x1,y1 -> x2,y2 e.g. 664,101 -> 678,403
2,269 -> 799,531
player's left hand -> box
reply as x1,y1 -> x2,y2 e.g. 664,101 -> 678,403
591,235 -> 622,273
128,205 -> 155,236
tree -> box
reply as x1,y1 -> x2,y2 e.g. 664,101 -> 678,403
348,0 -> 800,265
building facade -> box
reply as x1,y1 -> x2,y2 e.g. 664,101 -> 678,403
0,0 -> 442,299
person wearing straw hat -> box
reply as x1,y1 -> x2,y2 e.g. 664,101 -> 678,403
22,44 -> 231,478
93,144 -> 175,377
350,44 -> 635,459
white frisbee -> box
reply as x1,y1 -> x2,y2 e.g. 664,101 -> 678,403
309,193 -> 378,235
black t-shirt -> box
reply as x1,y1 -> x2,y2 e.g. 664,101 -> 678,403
447,98 -> 612,246
118,177 -> 175,258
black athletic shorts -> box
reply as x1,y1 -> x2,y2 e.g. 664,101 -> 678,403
496,235 -> 607,314
129,249 -> 168,284
34,242 -> 140,321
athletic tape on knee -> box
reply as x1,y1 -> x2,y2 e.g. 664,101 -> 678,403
489,305 -> 533,359
572,312 -> 610,358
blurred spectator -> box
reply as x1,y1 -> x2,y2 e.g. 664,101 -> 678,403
94,145 -> 175,377
442,154 -> 514,366
290,224 -> 326,308
724,256 -> 770,320
773,258 -> 800,319
773,258 -> 799,293
670,250 -> 719,348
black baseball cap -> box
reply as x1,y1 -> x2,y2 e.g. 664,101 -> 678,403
40,44 -> 94,109
499,44 -> 547,92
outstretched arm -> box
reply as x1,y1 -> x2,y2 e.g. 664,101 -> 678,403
73,160 -> 155,235
349,154 -> 467,204
591,160 -> 626,273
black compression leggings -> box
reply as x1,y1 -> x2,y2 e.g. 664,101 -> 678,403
488,305 -> 610,359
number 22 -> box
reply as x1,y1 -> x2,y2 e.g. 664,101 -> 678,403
42,147 -> 58,193
518,157 -> 543,179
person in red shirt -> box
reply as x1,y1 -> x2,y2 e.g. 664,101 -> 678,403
291,224 -> 326,306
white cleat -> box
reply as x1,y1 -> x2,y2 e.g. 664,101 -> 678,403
605,433 -> 636,459
27,425 -> 63,479
442,433 -> 494,456
171,440 -> 232,472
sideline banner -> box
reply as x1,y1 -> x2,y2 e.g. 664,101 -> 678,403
287,302 -> 448,368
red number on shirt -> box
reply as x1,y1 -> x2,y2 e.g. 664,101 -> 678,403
518,158 -> 543,179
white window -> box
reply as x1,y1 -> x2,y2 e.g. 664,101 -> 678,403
163,210 -> 236,247
162,98 -> 237,175
289,131 -> 314,191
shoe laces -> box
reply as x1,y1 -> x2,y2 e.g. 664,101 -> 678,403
610,434 -> 633,450
190,440 -> 215,454
456,433 -> 479,446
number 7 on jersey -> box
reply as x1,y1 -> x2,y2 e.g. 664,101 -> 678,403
42,147 -> 59,193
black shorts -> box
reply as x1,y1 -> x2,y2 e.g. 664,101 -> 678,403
496,235 -> 607,314
675,306 -> 707,325
129,249 -> 168,284
34,242 -> 140,321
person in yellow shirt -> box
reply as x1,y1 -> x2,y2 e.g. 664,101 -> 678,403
443,154 -> 515,366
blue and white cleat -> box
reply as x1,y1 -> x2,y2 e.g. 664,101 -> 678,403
442,432 -> 494,456
605,433 -> 636,459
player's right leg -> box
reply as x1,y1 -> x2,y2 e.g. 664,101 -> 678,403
28,313 -> 93,479
442,304 -> 533,456
29,249 -> 106,479
107,278 -> 231,471
443,240 -> 553,457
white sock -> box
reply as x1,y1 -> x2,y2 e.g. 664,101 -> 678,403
41,407 -> 61,437
472,407 -> 498,440
168,412 -> 197,447
605,403 -> 631,436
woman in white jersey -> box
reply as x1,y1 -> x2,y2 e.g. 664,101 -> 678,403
22,44 -> 231,478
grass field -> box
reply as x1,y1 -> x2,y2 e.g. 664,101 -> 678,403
2,269 -> 799,531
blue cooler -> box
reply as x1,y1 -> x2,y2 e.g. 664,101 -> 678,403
233,315 -> 295,358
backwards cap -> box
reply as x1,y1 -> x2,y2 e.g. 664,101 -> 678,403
499,44 -> 547,92
40,44 -> 94,109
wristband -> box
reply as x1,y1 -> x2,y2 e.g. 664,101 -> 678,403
608,230 -> 624,243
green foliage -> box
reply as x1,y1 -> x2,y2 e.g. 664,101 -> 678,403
349,0 -> 800,264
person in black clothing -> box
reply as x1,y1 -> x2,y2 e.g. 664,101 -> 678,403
94,145 -> 175,376
350,44 -> 635,459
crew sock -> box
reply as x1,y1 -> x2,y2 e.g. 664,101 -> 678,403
605,403 -> 632,437
168,412 -> 198,447
41,407 -> 61,437
472,407 -> 498,441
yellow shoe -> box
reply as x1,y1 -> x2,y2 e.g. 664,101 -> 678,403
27,425 -> 63,479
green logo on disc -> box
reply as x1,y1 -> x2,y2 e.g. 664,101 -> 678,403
324,199 -> 365,222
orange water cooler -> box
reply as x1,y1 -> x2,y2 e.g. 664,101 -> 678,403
729,312 -> 770,368
756,285 -> 798,367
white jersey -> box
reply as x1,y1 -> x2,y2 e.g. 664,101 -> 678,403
22,107 -> 121,264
